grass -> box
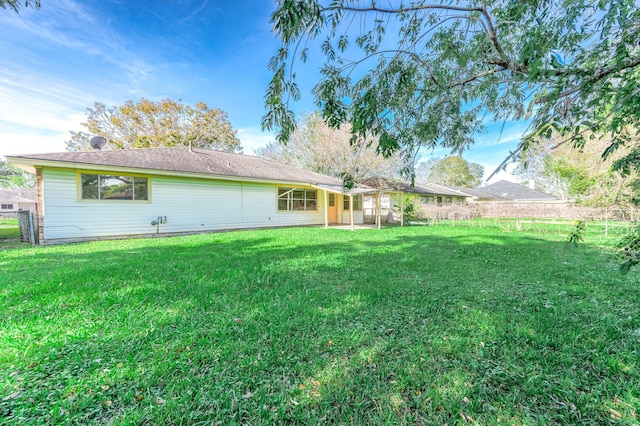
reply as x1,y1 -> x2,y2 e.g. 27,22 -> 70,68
0,219 -> 19,242
0,225 -> 638,424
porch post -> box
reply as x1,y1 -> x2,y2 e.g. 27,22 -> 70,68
324,190 -> 329,229
349,195 -> 355,231
376,192 -> 381,230
400,192 -> 404,227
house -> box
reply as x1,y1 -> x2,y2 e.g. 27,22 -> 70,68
363,177 -> 468,206
474,180 -> 557,201
7,147 -> 404,244
0,188 -> 37,216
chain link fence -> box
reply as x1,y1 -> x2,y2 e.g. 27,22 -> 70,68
411,201 -> 640,237
17,210 -> 38,244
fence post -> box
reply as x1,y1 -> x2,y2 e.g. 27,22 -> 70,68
605,209 -> 609,237
29,211 -> 37,244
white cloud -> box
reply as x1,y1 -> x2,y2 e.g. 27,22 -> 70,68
237,128 -> 274,155
0,131 -> 68,156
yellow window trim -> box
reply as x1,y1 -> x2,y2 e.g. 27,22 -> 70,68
276,185 -> 319,213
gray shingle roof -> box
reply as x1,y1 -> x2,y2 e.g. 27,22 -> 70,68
480,180 -> 557,200
8,147 -> 344,186
426,184 -> 506,200
0,188 -> 37,203
362,178 -> 467,197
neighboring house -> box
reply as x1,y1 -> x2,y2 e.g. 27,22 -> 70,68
0,188 -> 37,215
422,181 -> 558,202
361,177 -> 469,223
363,178 -> 468,204
425,183 -> 506,202
7,147 -> 405,244
476,180 -> 558,201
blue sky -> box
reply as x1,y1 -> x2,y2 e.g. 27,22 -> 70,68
0,0 -> 520,182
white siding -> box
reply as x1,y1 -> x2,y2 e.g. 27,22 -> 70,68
341,211 -> 364,224
41,169 -> 326,242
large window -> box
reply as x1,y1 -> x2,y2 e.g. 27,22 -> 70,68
1,204 -> 13,210
80,173 -> 149,201
277,187 -> 317,211
343,195 -> 362,211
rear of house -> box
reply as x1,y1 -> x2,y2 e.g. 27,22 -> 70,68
8,147 -> 374,244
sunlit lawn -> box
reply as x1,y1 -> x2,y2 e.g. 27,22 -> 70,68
0,219 -> 19,243
1,225 -> 638,424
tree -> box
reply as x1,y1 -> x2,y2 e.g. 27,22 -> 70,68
66,99 -> 241,153
416,156 -> 483,187
0,159 -> 35,189
257,112 -> 404,183
263,1 -> 640,176
517,135 -> 637,205
0,0 -> 39,13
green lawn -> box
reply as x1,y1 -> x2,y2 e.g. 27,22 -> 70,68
1,226 -> 638,424
0,219 -> 20,242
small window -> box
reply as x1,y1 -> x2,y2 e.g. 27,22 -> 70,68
277,187 -> 318,211
343,195 -> 362,211
446,197 -> 452,204
81,173 -> 149,201
1,204 -> 13,210
328,193 -> 335,207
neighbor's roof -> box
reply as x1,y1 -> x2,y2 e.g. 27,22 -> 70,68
7,146 -> 344,186
480,180 -> 557,200
363,178 -> 467,197
0,188 -> 37,203
427,184 -> 506,200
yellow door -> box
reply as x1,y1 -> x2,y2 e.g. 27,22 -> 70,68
328,193 -> 337,223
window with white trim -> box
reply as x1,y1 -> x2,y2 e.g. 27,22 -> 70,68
1,204 -> 13,210
81,173 -> 149,201
277,187 -> 318,211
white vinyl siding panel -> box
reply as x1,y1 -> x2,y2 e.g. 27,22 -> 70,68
341,211 -> 364,224
41,169 -> 326,241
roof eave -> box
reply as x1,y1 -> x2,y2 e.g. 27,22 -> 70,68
5,157 -> 334,187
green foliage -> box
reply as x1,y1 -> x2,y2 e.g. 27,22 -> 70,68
264,1 -> 640,171
417,156 -> 484,187
0,0 -> 39,13
66,99 -> 241,153
616,226 -> 640,274
399,194 -> 418,221
566,220 -> 586,248
0,159 -> 35,189
517,135 -> 638,205
1,227 -> 638,423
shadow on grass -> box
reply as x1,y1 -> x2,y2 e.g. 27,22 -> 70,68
0,226 -> 638,424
